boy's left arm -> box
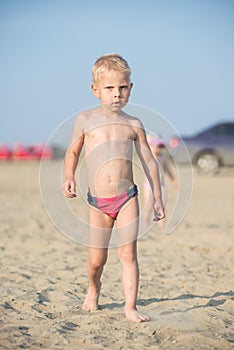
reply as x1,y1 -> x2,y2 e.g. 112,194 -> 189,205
134,123 -> 165,221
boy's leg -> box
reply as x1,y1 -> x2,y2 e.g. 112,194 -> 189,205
117,197 -> 150,322
82,206 -> 114,312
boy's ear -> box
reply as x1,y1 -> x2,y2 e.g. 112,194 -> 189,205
128,82 -> 133,96
91,84 -> 100,98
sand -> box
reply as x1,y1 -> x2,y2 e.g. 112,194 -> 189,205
0,161 -> 234,350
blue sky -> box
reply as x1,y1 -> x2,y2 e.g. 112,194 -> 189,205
1,0 -> 234,145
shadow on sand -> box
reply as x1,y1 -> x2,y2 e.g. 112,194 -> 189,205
99,290 -> 234,312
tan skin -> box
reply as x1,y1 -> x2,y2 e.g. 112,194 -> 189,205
143,142 -> 178,226
63,70 -> 165,322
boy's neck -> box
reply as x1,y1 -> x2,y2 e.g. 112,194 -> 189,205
98,105 -> 124,118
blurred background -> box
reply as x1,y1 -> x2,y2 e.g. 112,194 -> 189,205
1,0 -> 234,155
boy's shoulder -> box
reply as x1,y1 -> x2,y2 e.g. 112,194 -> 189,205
74,108 -> 99,129
75,108 -> 96,121
122,111 -> 144,128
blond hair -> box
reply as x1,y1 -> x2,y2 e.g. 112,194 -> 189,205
92,53 -> 131,84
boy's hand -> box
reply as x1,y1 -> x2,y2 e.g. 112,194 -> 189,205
153,199 -> 165,221
62,178 -> 77,198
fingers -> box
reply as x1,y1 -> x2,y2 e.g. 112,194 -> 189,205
152,197 -> 165,222
153,206 -> 165,221
69,181 -> 76,196
65,191 -> 77,198
64,188 -> 77,198
62,181 -> 77,198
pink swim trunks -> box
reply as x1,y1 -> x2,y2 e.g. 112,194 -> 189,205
87,185 -> 138,220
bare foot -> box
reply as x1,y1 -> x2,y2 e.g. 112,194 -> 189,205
81,282 -> 101,312
125,308 -> 150,323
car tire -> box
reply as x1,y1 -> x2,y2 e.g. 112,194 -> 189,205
196,153 -> 219,175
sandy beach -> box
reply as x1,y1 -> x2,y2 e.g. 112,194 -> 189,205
1,161 -> 234,350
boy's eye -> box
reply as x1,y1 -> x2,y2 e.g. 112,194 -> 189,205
104,85 -> 129,91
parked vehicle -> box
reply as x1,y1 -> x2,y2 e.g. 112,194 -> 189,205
0,144 -> 12,160
169,122 -> 234,174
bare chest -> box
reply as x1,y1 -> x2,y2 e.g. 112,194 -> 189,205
85,123 -> 136,148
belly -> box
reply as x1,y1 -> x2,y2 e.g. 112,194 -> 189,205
87,159 -> 134,197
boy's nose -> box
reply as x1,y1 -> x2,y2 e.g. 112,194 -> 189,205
114,88 -> 121,97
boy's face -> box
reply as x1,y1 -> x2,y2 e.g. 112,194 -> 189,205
92,70 -> 133,112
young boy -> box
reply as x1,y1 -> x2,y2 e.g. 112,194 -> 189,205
62,54 -> 165,323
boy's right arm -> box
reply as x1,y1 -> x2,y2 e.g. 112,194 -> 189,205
62,115 -> 85,198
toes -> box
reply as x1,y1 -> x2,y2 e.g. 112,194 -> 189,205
125,310 -> 150,323
141,315 -> 150,322
137,314 -> 150,322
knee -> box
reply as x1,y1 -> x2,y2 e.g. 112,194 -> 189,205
88,256 -> 107,270
118,247 -> 137,265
